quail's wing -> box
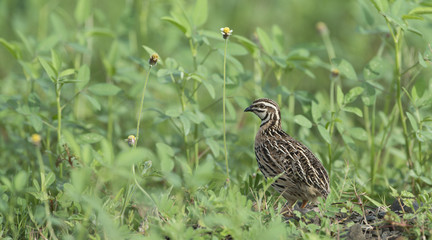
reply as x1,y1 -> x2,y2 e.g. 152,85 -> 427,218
267,136 -> 330,198
290,140 -> 330,197
254,140 -> 286,178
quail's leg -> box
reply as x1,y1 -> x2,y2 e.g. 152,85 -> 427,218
300,200 -> 308,209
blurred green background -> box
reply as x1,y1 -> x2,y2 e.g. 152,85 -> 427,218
1,0 -> 432,238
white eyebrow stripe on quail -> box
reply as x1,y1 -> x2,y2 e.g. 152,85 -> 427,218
258,101 -> 278,110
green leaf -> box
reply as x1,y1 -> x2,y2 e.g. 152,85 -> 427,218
157,142 -> 175,172
77,65 -> 90,90
44,172 -> 56,189
85,28 -> 115,38
165,108 -> 182,117
402,14 -> 424,21
0,38 -> 21,59
411,86 -> 418,103
364,195 -> 383,207
271,56 -> 287,68
189,73 -> 203,83
406,112 -> 418,131
294,115 -> 312,128
88,83 -> 121,96
256,27 -> 273,54
184,110 -> 205,124
407,27 -> 423,37
28,114 -> 43,132
202,79 -> 215,99
344,87 -> 364,104
419,176 -> 432,185
272,25 -> 284,54
71,168 -> 90,194
157,142 -> 174,157
363,57 -> 384,81
226,98 -> 236,120
408,6 -> 432,15
336,86 -> 344,108
179,115 -> 191,135
227,42 -> 248,56
361,82 -> 376,106
85,94 -> 101,111
349,127 -> 368,141
192,0 -> 207,26
59,68 -> 76,78
205,138 -> 220,157
74,0 -> 92,24
342,106 -> 363,117
162,16 -> 190,37
400,190 -> 415,198
311,101 -> 321,123
203,128 -> 220,138
13,171 -> 28,192
333,58 -> 357,80
115,148 -> 146,168
79,133 -> 103,144
39,58 -> 57,81
189,159 -> 214,188
418,52 -> 427,68
318,125 -> 331,144
51,49 -> 62,73
233,35 -> 258,54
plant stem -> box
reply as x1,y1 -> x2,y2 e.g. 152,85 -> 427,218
170,73 -> 190,163
36,147 -> 58,240
395,44 -> 412,167
327,79 -> 337,176
56,81 -> 62,148
56,78 -> 63,178
389,25 -> 412,168
288,93 -> 295,133
223,38 -> 229,181
136,66 -> 152,147
132,164 -> 156,205
107,95 -> 114,143
327,112 -> 334,177
189,39 -> 200,169
364,102 -> 376,193
107,75 -> 114,143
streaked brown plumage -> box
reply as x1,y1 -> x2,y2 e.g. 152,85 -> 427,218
244,98 -> 330,210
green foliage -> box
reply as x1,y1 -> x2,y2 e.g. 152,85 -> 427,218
0,0 -> 432,239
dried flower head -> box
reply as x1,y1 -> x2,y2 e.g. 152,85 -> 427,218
316,22 -> 329,35
31,133 -> 41,146
220,27 -> 233,39
331,68 -> 340,78
126,135 -> 136,147
149,53 -> 159,66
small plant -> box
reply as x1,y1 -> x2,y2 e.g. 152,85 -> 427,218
221,26 -> 233,182
135,52 -> 159,147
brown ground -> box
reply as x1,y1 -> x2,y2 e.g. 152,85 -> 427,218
285,198 -> 426,240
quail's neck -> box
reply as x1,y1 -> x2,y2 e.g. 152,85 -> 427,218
260,114 -> 282,131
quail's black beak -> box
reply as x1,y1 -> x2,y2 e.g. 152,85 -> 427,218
244,106 -> 253,112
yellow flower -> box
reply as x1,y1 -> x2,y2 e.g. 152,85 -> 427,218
126,135 -> 136,147
31,133 -> 41,146
149,53 -> 159,66
220,27 -> 233,39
